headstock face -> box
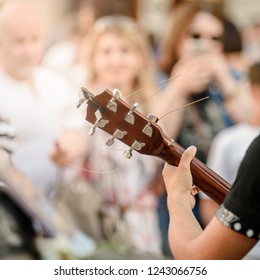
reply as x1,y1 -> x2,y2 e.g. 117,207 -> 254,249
80,87 -> 168,158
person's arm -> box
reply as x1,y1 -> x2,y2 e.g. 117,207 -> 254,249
162,146 -> 257,259
153,54 -> 227,139
49,85 -> 90,167
199,197 -> 218,227
207,53 -> 251,123
50,129 -> 87,166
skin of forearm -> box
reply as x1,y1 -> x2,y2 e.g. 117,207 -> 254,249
199,199 -> 218,227
168,198 -> 203,259
168,200 -> 257,259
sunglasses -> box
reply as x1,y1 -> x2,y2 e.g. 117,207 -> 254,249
190,32 -> 223,42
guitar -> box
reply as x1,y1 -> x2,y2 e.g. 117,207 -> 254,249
0,148 -> 95,259
78,87 -> 231,205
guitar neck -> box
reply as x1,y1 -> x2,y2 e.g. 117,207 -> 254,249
160,139 -> 231,205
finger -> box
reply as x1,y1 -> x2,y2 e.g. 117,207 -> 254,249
179,146 -> 197,171
162,162 -> 175,179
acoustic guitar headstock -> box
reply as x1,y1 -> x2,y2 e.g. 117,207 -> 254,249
78,87 -> 169,159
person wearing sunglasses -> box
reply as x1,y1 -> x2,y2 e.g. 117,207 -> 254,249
153,0 -> 252,258
156,1 -> 247,161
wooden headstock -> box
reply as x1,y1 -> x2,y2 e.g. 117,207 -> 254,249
78,87 -> 178,162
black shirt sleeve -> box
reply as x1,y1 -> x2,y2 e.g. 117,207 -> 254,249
216,133 -> 260,240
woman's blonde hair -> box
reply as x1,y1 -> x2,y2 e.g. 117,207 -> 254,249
82,15 -> 157,113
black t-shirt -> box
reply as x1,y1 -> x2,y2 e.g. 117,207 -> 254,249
216,133 -> 260,240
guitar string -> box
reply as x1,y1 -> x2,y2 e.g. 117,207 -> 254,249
68,163 -> 120,174
139,74 -> 183,111
67,144 -> 128,175
123,73 -> 183,104
158,96 -> 209,121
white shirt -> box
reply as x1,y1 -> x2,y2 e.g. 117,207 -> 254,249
0,67 -> 82,196
42,41 -> 86,89
207,123 -> 260,183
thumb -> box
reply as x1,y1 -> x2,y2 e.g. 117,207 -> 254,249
179,146 -> 197,170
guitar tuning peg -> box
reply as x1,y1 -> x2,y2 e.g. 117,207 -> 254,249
142,114 -> 158,137
107,88 -> 122,112
124,102 -> 139,125
106,129 -> 127,146
77,87 -> 94,108
124,140 -> 145,159
89,109 -> 109,135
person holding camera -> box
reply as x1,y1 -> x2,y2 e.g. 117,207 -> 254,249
152,1 -> 251,257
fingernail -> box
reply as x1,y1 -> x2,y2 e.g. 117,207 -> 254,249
188,145 -> 197,154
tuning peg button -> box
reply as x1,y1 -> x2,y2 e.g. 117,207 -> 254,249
124,149 -> 133,159
107,88 -> 122,112
142,114 -> 158,137
124,102 -> 138,125
89,109 -> 109,135
124,140 -> 145,159
106,129 -> 127,146
77,87 -> 94,108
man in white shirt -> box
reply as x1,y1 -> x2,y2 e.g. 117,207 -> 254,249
0,1 -> 86,197
0,1 -> 94,257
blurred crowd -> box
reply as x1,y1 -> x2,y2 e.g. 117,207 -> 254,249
0,0 -> 260,260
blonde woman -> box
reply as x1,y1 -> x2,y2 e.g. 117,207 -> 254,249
82,15 -> 161,254
79,15 -> 162,257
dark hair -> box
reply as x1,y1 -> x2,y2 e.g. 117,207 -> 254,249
249,62 -> 260,85
223,19 -> 242,53
157,2 -> 224,75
